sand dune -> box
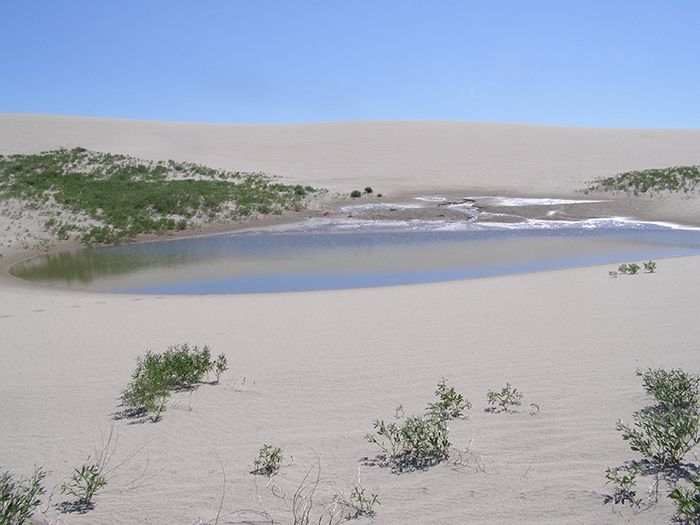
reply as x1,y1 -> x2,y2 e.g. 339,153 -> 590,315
2,114 -> 700,194
0,115 -> 698,524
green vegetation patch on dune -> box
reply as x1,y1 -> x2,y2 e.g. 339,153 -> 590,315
0,148 -> 318,244
584,165 -> 700,196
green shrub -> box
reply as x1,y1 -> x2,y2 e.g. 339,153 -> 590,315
616,368 -> 700,465
213,353 -> 228,383
605,466 -> 639,506
426,378 -> 471,420
252,444 -> 283,476
366,413 -> 451,471
486,383 -> 524,413
618,263 -> 641,275
59,462 -> 106,511
364,187 -> 373,194
120,344 -> 227,421
643,260 -> 657,273
347,486 -> 380,518
350,190 -> 362,198
669,473 -> 700,524
584,165 -> 700,195
0,466 -> 46,524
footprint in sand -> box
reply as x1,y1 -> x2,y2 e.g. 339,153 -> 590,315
69,305 -> 81,308
31,309 -> 45,313
0,314 -> 11,319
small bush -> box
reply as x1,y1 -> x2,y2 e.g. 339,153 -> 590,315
426,378 -> 471,420
366,414 -> 451,471
605,466 -> 640,506
59,462 -> 106,511
120,344 -> 228,421
350,190 -> 362,198
669,473 -> 700,524
617,263 -> 641,275
213,353 -> 228,383
616,368 -> 700,465
252,444 -> 283,476
643,260 -> 657,273
347,486 -> 380,518
364,187 -> 373,194
0,466 -> 46,524
486,383 -> 524,413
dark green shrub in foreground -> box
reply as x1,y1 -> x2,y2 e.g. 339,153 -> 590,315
617,368 -> 700,465
120,344 -> 228,421
669,473 -> 700,524
350,190 -> 362,198
0,466 -> 46,524
364,187 -> 373,194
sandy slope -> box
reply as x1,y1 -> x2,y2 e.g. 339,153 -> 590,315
0,257 -> 698,524
0,115 -> 699,524
2,114 -> 700,195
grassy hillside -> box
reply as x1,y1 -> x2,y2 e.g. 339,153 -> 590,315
0,148 -> 318,244
584,165 -> 700,196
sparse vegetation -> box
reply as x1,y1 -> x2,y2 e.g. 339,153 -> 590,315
252,444 -> 284,476
616,368 -> 700,466
345,485 -> 380,518
350,190 -> 362,198
0,466 -> 46,524
366,413 -> 451,471
426,378 -> 470,420
643,260 -> 657,273
0,148 -> 320,244
605,466 -> 640,506
584,165 -> 700,195
486,383 -> 524,413
669,473 -> 700,524
618,263 -> 640,275
59,461 -> 107,512
120,344 -> 227,421
364,187 -> 373,194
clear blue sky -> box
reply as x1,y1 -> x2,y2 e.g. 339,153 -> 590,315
2,1 -> 699,128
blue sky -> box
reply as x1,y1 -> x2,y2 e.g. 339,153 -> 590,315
2,1 -> 699,128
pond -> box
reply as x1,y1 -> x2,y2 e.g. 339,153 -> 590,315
10,216 -> 700,294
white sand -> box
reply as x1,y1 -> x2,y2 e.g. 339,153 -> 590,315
0,115 -> 699,524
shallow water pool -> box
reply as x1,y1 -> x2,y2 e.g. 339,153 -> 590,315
10,218 -> 700,294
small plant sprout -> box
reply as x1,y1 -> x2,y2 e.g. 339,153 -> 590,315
426,378 -> 471,420
350,190 -> 362,198
608,270 -> 618,278
59,460 -> 107,512
669,473 -> 700,524
213,353 -> 228,383
0,466 -> 46,524
529,403 -> 540,416
627,263 -> 640,275
394,405 -> 405,419
252,444 -> 283,476
643,260 -> 657,273
605,466 -> 640,506
347,485 -> 380,518
486,383 -> 524,413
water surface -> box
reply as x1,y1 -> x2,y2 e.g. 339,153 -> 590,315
10,218 -> 700,294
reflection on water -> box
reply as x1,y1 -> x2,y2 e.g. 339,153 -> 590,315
10,220 -> 700,294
